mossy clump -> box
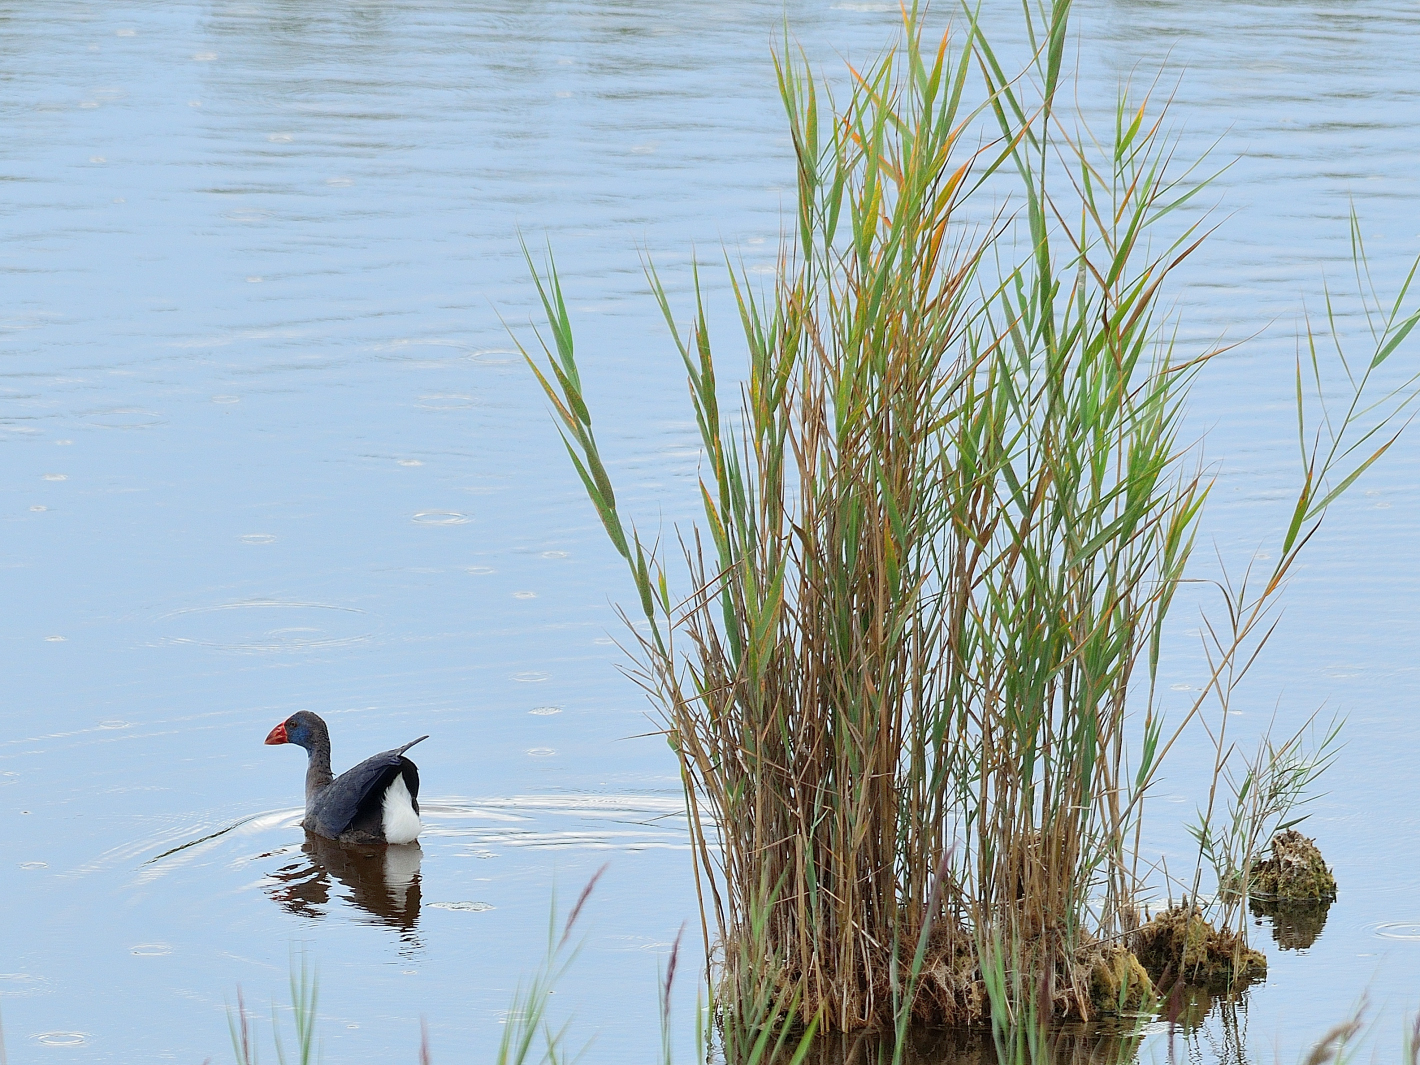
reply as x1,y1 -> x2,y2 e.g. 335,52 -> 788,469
1249,829 -> 1337,901
1131,905 -> 1266,994
1087,943 -> 1155,1014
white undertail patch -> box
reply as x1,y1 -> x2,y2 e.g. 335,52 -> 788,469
381,772 -> 422,844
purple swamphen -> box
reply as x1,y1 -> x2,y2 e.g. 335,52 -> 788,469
265,711 -> 428,845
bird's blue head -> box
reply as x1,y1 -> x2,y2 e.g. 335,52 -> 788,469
264,710 -> 328,752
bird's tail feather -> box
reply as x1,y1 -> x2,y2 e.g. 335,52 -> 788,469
398,735 -> 430,756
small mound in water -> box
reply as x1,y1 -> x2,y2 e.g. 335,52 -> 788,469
1131,905 -> 1266,994
1250,828 -> 1336,901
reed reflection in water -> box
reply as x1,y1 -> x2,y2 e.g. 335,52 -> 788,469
790,994 -> 1265,1065
265,833 -> 423,946
792,1022 -> 1150,1065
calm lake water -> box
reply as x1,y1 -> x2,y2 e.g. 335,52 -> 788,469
3,2 -> 1420,1062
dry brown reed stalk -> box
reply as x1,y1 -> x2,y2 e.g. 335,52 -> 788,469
1300,1005 -> 1365,1065
228,987 -> 255,1065
522,0 -> 1420,1038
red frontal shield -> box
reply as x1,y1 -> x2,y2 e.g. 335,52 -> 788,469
264,722 -> 289,745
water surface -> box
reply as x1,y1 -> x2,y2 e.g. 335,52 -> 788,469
3,1 -> 1420,1062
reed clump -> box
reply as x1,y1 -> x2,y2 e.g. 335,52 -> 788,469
523,0 -> 1420,1037
529,0 -> 1189,1026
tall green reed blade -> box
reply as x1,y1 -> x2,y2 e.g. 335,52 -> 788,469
955,0 -> 1231,1014
520,244 -> 668,656
273,948 -> 318,1065
494,865 -> 607,1065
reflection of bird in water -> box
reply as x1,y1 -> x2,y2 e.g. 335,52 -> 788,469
266,832 -> 423,948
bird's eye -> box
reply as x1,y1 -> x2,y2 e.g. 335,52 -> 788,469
287,718 -> 299,729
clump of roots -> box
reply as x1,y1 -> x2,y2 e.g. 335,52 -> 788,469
1249,829 -> 1336,901
899,921 -> 988,1027
752,918 -> 1161,1032
1130,905 -> 1266,994
735,917 -> 991,1033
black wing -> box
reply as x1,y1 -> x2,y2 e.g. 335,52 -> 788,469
308,737 -> 427,839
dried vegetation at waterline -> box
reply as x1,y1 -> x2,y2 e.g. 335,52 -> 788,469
522,0 -> 1420,1036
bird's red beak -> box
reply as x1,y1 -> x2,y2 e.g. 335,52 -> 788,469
264,722 -> 289,745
